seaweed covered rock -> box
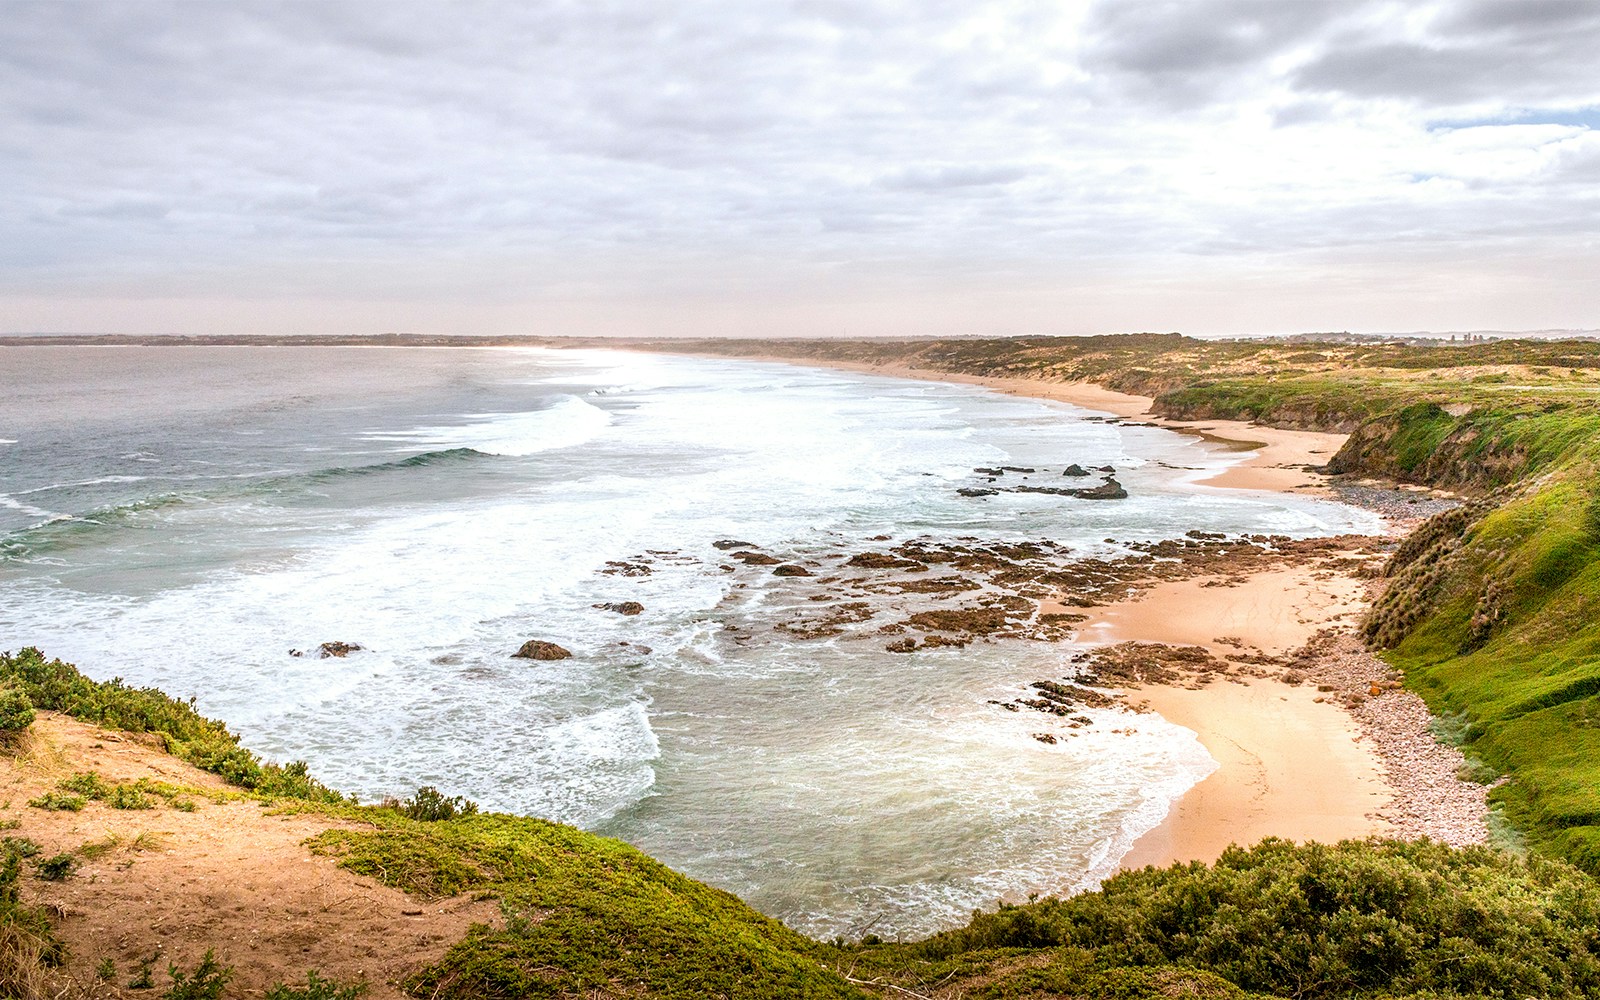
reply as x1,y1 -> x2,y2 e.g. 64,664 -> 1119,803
513,640 -> 572,661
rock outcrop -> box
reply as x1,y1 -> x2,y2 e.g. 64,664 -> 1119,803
513,640 -> 572,660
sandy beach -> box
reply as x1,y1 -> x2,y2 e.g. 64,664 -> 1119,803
1085,566 -> 1393,868
740,353 -> 1463,869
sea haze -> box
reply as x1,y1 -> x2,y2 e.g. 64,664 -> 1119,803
0,345 -> 1382,938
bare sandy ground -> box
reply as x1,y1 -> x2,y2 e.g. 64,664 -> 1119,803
2,713 -> 497,999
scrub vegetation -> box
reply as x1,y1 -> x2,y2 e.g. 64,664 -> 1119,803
5,333 -> 1600,997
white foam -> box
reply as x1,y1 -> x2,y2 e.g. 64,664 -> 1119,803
0,494 -> 60,520
365,395 -> 611,456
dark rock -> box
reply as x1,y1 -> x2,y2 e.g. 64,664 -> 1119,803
713,539 -> 756,550
731,550 -> 782,565
600,560 -> 651,576
1072,477 -> 1128,500
1000,466 -> 1035,473
1096,465 -> 1115,472
772,564 -> 813,577
847,552 -> 929,571
316,641 -> 362,658
513,640 -> 572,660
1062,464 -> 1090,477
1033,733 -> 1058,745
594,601 -> 645,616
884,637 -> 919,653
957,487 -> 998,497
974,466 -> 1005,476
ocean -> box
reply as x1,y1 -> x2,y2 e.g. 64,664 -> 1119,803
0,344 -> 1382,939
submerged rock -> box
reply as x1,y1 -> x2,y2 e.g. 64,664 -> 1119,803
291,641 -> 362,659
594,601 -> 645,616
772,564 -> 813,577
713,539 -> 757,550
513,640 -> 572,660
847,552 -> 928,571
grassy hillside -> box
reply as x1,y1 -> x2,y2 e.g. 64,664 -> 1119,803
6,647 -> 1600,999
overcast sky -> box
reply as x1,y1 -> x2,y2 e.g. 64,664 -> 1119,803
3,0 -> 1599,337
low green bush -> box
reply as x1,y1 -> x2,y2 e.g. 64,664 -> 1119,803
0,683 -> 34,735
27,793 -> 85,813
0,647 -> 344,804
382,786 -> 478,822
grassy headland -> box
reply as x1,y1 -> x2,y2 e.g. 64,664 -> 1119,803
4,647 -> 1600,999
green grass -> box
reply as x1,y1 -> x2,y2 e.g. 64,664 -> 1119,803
1375,461 -> 1600,873
307,812 -> 867,999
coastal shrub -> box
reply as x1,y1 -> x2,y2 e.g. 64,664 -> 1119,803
902,839 -> 1600,999
382,785 -> 478,822
0,647 -> 345,804
0,684 -> 34,736
0,839 -> 65,998
1,839 -> 39,860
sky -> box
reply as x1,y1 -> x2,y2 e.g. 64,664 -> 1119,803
3,0 -> 1599,338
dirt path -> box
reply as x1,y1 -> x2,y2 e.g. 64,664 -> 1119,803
1,713 -> 498,999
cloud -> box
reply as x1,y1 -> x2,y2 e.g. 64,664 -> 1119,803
0,0 -> 1597,335
1292,1 -> 1600,108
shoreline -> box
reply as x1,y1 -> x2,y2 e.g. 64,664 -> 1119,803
751,356 -> 1347,494
724,351 -> 1487,870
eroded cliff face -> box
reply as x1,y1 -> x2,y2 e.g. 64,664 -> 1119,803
1327,406 -> 1541,493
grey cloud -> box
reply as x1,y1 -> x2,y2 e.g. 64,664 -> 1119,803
1080,0 -> 1354,108
875,164 -> 1033,191
1292,1 -> 1600,107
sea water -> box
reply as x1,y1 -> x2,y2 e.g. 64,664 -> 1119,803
0,345 -> 1382,938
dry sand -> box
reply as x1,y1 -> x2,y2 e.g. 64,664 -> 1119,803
3,713 -> 498,999
1084,567 -> 1395,869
